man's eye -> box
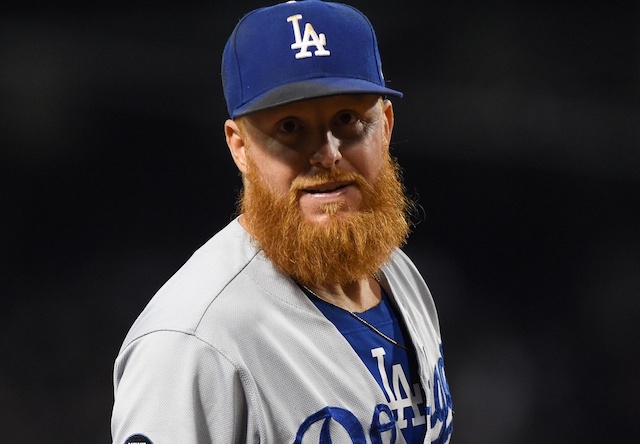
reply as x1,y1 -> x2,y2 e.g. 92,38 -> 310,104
277,119 -> 302,133
336,111 -> 358,126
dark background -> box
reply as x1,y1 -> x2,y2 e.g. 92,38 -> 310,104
2,1 -> 639,443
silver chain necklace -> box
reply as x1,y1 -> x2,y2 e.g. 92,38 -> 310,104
299,283 -> 407,351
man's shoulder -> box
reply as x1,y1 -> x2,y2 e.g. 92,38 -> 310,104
118,219 -> 260,351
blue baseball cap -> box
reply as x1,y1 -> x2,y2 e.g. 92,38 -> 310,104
222,0 -> 403,119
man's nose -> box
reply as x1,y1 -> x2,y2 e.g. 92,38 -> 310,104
310,132 -> 342,169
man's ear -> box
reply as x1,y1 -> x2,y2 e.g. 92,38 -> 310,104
382,99 -> 395,146
225,119 -> 248,174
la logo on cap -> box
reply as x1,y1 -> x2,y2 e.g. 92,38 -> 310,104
287,14 -> 331,59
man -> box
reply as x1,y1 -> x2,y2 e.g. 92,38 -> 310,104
111,1 -> 453,443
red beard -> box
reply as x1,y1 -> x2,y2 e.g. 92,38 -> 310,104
240,150 -> 412,287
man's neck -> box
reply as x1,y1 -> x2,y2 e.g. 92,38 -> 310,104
305,275 -> 382,313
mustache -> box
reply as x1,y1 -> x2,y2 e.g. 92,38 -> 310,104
290,168 -> 369,193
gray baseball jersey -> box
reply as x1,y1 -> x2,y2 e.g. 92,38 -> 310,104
111,218 -> 453,444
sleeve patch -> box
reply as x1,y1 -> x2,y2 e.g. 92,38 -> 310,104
124,434 -> 153,444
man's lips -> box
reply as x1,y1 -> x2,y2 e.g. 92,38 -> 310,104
302,181 -> 353,194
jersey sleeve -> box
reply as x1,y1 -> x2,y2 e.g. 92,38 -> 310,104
111,330 -> 254,444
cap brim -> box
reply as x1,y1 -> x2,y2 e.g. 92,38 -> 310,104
232,77 -> 402,118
